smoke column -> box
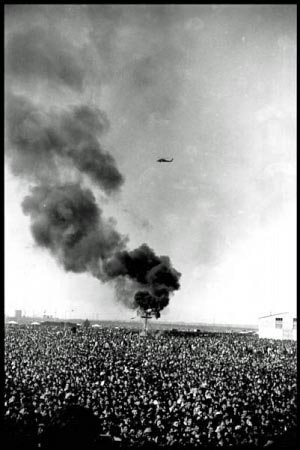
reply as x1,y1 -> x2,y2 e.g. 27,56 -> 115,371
21,183 -> 127,277
5,59 -> 181,317
21,183 -> 181,314
104,244 -> 181,316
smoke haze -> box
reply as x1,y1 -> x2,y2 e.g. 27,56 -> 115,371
6,26 -> 85,92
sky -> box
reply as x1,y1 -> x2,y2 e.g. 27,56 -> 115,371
5,5 -> 296,324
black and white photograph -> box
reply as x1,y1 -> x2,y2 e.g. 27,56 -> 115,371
4,4 -> 297,449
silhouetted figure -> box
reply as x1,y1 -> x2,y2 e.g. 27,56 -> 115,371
42,405 -> 107,450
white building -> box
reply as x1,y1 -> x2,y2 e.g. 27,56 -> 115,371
258,312 -> 297,340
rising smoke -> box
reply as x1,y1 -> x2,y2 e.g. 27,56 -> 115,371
5,6 -> 181,316
5,25 -> 86,92
21,183 -> 127,276
104,244 -> 181,314
21,184 -> 181,314
6,94 -> 123,193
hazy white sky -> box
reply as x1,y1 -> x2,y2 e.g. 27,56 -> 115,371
5,5 -> 296,324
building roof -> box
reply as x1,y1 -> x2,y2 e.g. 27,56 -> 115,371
258,312 -> 291,319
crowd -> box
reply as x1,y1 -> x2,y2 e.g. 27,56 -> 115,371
4,325 -> 297,448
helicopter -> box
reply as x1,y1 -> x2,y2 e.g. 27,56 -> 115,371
157,158 -> 173,163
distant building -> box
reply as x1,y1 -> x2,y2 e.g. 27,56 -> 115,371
43,314 -> 53,320
258,312 -> 297,341
15,310 -> 22,320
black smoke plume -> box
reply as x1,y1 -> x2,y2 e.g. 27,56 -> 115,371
22,184 -> 127,276
6,94 -> 124,193
22,183 -> 181,314
5,15 -> 181,316
104,244 -> 181,315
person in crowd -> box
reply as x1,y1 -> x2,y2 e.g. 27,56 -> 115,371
4,326 -> 297,448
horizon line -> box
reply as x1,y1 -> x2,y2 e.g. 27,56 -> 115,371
5,315 -> 258,328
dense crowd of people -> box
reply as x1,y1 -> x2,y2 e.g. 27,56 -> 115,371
4,325 -> 297,448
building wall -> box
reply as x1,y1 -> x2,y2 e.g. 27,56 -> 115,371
258,313 -> 296,341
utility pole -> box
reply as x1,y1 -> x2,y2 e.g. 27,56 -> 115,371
140,309 -> 153,337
